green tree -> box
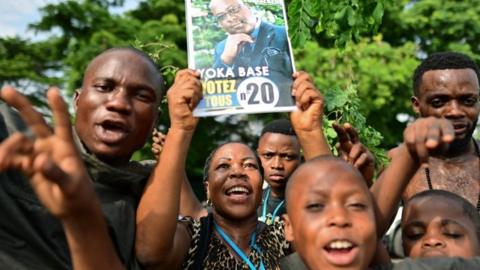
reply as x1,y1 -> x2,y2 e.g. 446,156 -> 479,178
295,38 -> 419,147
5,0 -> 480,194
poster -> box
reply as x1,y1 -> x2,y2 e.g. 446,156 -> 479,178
185,0 -> 296,117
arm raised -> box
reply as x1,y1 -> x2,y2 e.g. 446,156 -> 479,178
289,71 -> 331,160
371,117 -> 455,236
136,69 -> 202,269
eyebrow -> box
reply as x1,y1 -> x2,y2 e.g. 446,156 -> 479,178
93,77 -> 156,91
404,219 -> 464,228
307,186 -> 365,197
404,220 -> 425,228
217,157 -> 255,162
440,219 -> 465,227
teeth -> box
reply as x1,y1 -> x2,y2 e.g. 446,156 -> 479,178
328,240 -> 353,249
227,186 -> 249,194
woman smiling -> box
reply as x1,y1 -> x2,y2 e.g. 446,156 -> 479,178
135,69 -> 330,269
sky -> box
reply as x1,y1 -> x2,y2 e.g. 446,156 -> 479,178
0,0 -> 137,39
0,0 -> 61,38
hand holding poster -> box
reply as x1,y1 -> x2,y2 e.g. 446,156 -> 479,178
185,0 -> 296,116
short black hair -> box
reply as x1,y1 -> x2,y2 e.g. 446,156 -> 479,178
404,189 -> 480,242
413,52 -> 480,96
260,119 -> 296,137
84,47 -> 166,98
202,141 -> 264,182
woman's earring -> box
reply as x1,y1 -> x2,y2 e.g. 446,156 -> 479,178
206,198 -> 213,207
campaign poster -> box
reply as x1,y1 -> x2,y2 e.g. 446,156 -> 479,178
185,0 -> 296,117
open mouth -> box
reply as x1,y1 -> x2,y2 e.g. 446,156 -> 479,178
452,123 -> 468,134
225,185 -> 251,203
95,120 -> 130,144
449,119 -> 470,133
322,240 -> 359,266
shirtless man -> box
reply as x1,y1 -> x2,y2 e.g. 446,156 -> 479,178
401,52 -> 480,207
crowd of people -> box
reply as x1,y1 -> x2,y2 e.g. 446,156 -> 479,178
1,3 -> 480,270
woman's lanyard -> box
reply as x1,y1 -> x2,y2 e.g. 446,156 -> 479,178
260,188 -> 285,224
214,221 -> 266,270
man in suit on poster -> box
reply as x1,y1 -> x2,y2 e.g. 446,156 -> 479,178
210,0 -> 294,106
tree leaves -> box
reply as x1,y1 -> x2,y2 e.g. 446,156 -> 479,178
288,0 -> 389,48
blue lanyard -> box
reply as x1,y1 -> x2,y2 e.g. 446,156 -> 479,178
214,221 -> 266,270
261,188 -> 285,224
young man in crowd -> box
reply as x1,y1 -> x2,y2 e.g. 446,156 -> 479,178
0,47 -> 165,269
401,52 -> 480,206
256,119 -> 301,224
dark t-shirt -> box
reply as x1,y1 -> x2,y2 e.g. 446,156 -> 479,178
257,188 -> 286,224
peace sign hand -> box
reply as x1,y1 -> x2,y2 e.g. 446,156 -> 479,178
0,86 -> 98,219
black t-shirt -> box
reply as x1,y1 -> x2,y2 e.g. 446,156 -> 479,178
257,188 -> 286,224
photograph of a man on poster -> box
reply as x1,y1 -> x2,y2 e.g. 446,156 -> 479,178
186,0 -> 296,116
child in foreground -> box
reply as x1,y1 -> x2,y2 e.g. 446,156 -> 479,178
401,189 -> 480,259
283,117 -> 480,270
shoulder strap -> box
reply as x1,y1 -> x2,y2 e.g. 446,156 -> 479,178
191,212 -> 214,270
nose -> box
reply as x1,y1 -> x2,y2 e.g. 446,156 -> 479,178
106,88 -> 132,115
422,233 -> 446,249
327,205 -> 351,228
271,156 -> 284,169
229,163 -> 247,178
444,100 -> 466,119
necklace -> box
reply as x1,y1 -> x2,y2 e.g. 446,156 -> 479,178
259,188 -> 285,225
214,221 -> 265,270
424,139 -> 480,210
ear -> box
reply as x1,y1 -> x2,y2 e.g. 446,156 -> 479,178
204,181 -> 210,200
411,96 -> 420,115
283,214 -> 295,242
73,89 -> 82,111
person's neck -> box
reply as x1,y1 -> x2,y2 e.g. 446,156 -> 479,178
434,138 -> 476,161
269,187 -> 285,200
212,211 -> 258,252
75,130 -> 132,167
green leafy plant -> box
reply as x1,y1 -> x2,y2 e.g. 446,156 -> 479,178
322,84 -> 388,171
288,0 -> 388,48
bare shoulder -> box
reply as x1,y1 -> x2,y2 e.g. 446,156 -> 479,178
402,164 -> 428,202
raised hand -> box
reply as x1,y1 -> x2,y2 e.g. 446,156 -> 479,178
0,86 -> 97,218
333,123 -> 375,186
289,71 -> 331,160
151,128 -> 166,160
289,71 -> 324,132
0,86 -> 122,269
403,116 -> 455,163
136,69 -> 204,269
167,69 -> 202,131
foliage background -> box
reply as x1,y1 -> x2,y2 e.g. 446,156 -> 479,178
2,0 -> 480,199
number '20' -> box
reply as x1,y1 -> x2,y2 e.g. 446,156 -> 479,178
247,82 -> 275,105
